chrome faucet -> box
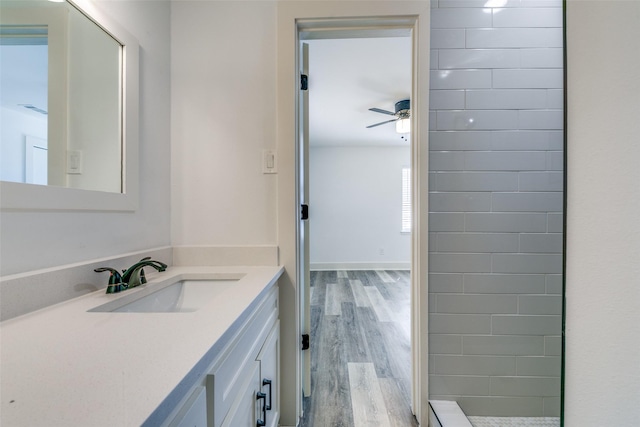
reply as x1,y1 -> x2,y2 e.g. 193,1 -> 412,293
95,257 -> 167,293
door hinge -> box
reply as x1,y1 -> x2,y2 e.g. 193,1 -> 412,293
302,334 -> 310,350
301,204 -> 309,221
300,74 -> 308,91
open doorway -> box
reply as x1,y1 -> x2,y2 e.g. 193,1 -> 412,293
298,34 -> 415,426
277,6 -> 431,424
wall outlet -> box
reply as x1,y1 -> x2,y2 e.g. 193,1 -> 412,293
379,248 -> 385,256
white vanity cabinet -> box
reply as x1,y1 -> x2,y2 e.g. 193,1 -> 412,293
0,266 -> 284,427
166,285 -> 280,427
170,387 -> 208,427
221,320 -> 280,427
256,322 -> 280,427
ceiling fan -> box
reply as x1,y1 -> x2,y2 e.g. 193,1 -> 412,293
366,99 -> 411,130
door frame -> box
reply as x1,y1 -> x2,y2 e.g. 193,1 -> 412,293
276,4 -> 430,426
297,17 -> 416,408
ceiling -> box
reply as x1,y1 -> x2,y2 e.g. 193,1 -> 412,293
0,44 -> 48,119
306,37 -> 412,147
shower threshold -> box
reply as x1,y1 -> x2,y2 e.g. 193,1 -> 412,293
430,400 -> 560,427
468,416 -> 560,427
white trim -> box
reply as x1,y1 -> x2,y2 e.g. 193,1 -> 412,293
401,166 -> 412,233
0,0 -> 139,211
277,3 -> 430,425
310,262 -> 410,271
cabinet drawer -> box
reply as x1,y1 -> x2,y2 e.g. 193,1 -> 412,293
207,287 -> 278,427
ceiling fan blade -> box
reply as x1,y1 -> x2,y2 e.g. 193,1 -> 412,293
366,118 -> 398,129
369,107 -> 396,116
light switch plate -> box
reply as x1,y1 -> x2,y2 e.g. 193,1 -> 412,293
262,150 -> 277,174
67,150 -> 83,174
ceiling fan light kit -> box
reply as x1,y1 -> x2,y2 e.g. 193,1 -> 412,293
367,99 -> 411,134
396,118 -> 411,134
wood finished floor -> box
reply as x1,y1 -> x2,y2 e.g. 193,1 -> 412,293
300,270 -> 418,427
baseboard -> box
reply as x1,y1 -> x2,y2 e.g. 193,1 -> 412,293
173,245 -> 279,267
310,261 -> 410,271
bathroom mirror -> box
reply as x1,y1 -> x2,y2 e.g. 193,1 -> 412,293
0,0 -> 139,211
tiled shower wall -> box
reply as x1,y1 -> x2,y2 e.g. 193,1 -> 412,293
428,0 -> 564,417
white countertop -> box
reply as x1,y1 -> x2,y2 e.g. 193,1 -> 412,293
0,265 -> 284,427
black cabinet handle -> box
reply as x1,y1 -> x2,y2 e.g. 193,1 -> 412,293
256,392 -> 267,427
262,379 -> 272,411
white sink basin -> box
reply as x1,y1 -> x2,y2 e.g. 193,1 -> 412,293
89,274 -> 245,313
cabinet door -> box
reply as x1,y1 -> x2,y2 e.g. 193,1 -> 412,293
169,387 -> 207,427
221,361 -> 262,427
257,321 -> 280,427
207,287 -> 279,427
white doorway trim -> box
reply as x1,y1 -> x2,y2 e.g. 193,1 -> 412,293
276,3 -> 430,426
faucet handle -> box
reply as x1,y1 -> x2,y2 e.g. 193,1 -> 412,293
94,267 -> 123,284
94,267 -> 126,294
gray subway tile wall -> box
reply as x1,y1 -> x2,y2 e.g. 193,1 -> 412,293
463,151 -> 547,171
516,356 -> 561,376
463,335 -> 545,356
432,29 -> 466,48
439,49 -> 522,69
545,274 -> 563,294
433,172 -> 520,192
518,172 -> 563,191
464,274 -> 546,294
431,69 -> 493,89
436,294 -> 518,314
428,0 -> 563,417
466,28 -> 563,48
492,69 -> 563,88
492,8 -> 563,27
434,232 -> 520,253
434,355 -> 517,375
429,130 -> 562,151
521,49 -> 563,68
465,89 -> 549,109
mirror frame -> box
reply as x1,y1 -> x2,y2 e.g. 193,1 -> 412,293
0,0 -> 139,211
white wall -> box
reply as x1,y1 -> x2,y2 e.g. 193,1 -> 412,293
2,0 -> 638,424
309,146 -> 411,269
0,0 -> 172,276
565,1 -> 640,424
0,106 -> 47,183
171,1 -> 277,247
